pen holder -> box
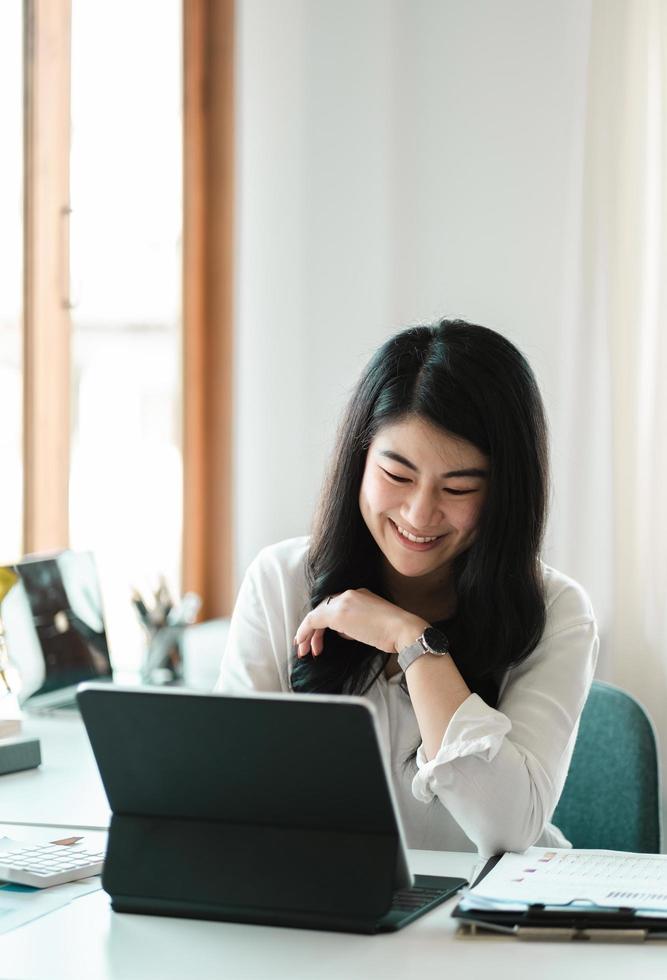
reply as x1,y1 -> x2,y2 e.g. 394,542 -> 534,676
140,625 -> 185,686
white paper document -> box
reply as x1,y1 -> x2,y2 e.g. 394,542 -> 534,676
463,846 -> 667,914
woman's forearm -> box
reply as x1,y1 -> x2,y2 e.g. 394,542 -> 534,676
403,653 -> 471,759
392,618 -> 471,760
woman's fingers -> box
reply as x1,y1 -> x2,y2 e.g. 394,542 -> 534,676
295,630 -> 312,658
310,628 -> 325,657
295,624 -> 326,658
295,596 -> 340,658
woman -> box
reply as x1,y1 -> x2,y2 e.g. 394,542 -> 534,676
217,319 -> 598,858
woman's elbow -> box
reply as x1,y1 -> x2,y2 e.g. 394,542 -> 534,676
466,787 -> 549,857
473,823 -> 543,859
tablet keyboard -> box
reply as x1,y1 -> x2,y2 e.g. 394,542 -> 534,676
390,881 -> 451,912
376,873 -> 467,931
0,836 -> 104,888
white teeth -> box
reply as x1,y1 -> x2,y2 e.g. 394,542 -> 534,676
395,523 -> 439,544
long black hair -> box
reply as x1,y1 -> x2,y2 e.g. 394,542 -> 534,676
290,319 -> 548,704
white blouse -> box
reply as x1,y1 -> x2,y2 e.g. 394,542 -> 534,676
216,537 -> 599,858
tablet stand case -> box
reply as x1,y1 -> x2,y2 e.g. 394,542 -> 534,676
104,813 -> 400,932
79,688 -> 454,934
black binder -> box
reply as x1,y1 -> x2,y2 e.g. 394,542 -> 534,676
77,685 -> 465,933
452,856 -> 667,941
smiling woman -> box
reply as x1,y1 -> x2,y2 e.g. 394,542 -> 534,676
361,417 -> 489,586
217,319 -> 599,858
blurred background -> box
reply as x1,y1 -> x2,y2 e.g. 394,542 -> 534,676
1,0 -> 666,809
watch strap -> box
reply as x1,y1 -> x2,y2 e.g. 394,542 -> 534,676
397,627 -> 450,674
397,639 -> 427,674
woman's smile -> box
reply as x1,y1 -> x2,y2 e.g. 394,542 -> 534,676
388,517 -> 447,551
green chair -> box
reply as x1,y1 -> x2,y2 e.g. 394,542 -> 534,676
552,680 -> 661,852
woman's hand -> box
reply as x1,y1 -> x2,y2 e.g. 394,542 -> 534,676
294,589 -> 428,659
296,588 -> 471,761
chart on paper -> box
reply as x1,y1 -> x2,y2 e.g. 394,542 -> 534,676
467,847 -> 667,912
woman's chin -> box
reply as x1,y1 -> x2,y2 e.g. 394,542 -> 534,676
383,546 -> 449,580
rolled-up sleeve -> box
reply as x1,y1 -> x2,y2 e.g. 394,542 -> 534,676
411,574 -> 599,857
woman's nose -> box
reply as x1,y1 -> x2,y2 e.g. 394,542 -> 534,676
401,486 -> 442,530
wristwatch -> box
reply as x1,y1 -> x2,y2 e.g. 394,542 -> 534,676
397,626 -> 450,674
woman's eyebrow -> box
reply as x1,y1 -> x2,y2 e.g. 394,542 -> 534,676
378,449 -> 488,479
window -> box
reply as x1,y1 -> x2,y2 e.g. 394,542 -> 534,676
1,1 -> 234,672
68,0 -> 183,668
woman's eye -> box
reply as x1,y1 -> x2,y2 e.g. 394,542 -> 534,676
443,488 -> 475,496
380,467 -> 410,484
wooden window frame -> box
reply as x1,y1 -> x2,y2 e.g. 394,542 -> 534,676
183,0 -> 235,618
21,0 -> 236,617
23,0 -> 72,554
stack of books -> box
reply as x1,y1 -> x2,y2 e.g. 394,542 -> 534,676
0,692 -> 41,776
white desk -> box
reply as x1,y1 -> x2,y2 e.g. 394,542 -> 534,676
1,845 -> 667,980
2,712 -> 110,829
2,714 -> 667,979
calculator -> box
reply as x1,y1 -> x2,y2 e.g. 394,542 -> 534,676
0,836 -> 105,888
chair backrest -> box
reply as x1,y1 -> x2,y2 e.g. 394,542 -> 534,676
553,680 -> 661,852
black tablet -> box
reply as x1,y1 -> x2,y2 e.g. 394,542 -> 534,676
78,684 -> 466,933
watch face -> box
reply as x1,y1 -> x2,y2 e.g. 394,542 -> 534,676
423,627 -> 450,655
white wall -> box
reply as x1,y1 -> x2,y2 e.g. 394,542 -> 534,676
234,0 -> 593,586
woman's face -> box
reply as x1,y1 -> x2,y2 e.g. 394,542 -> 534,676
359,415 -> 489,582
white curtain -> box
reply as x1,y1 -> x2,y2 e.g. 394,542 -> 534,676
557,0 -> 667,811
